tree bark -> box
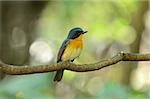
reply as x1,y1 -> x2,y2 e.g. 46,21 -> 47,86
0,52 -> 150,75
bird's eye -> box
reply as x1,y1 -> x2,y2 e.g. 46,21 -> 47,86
76,30 -> 82,33
74,31 -> 81,38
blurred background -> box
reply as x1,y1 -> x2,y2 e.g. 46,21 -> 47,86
0,0 -> 150,99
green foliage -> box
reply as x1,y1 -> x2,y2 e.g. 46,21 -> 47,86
0,74 -> 54,99
0,0 -> 149,98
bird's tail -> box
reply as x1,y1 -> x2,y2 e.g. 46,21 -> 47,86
53,69 -> 64,82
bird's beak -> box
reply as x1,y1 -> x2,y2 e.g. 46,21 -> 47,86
82,31 -> 88,34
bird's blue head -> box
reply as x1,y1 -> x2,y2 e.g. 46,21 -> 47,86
67,27 -> 87,39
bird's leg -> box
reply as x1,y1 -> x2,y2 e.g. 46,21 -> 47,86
71,59 -> 75,62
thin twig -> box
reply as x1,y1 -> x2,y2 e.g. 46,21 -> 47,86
0,52 -> 150,75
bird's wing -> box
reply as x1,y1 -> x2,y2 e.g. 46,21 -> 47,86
57,39 -> 70,63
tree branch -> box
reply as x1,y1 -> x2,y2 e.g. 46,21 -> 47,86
0,52 -> 150,75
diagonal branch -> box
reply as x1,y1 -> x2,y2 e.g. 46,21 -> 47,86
0,52 -> 150,75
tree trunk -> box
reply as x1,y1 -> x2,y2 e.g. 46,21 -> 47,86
0,1 -> 46,65
125,1 -> 149,84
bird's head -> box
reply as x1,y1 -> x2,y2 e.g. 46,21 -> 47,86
67,27 -> 87,39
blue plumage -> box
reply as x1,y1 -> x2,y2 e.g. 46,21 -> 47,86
54,27 -> 87,82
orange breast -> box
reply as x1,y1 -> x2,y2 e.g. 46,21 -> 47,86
61,34 -> 83,61
69,34 -> 83,48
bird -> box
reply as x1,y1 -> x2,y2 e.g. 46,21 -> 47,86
54,27 -> 87,82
